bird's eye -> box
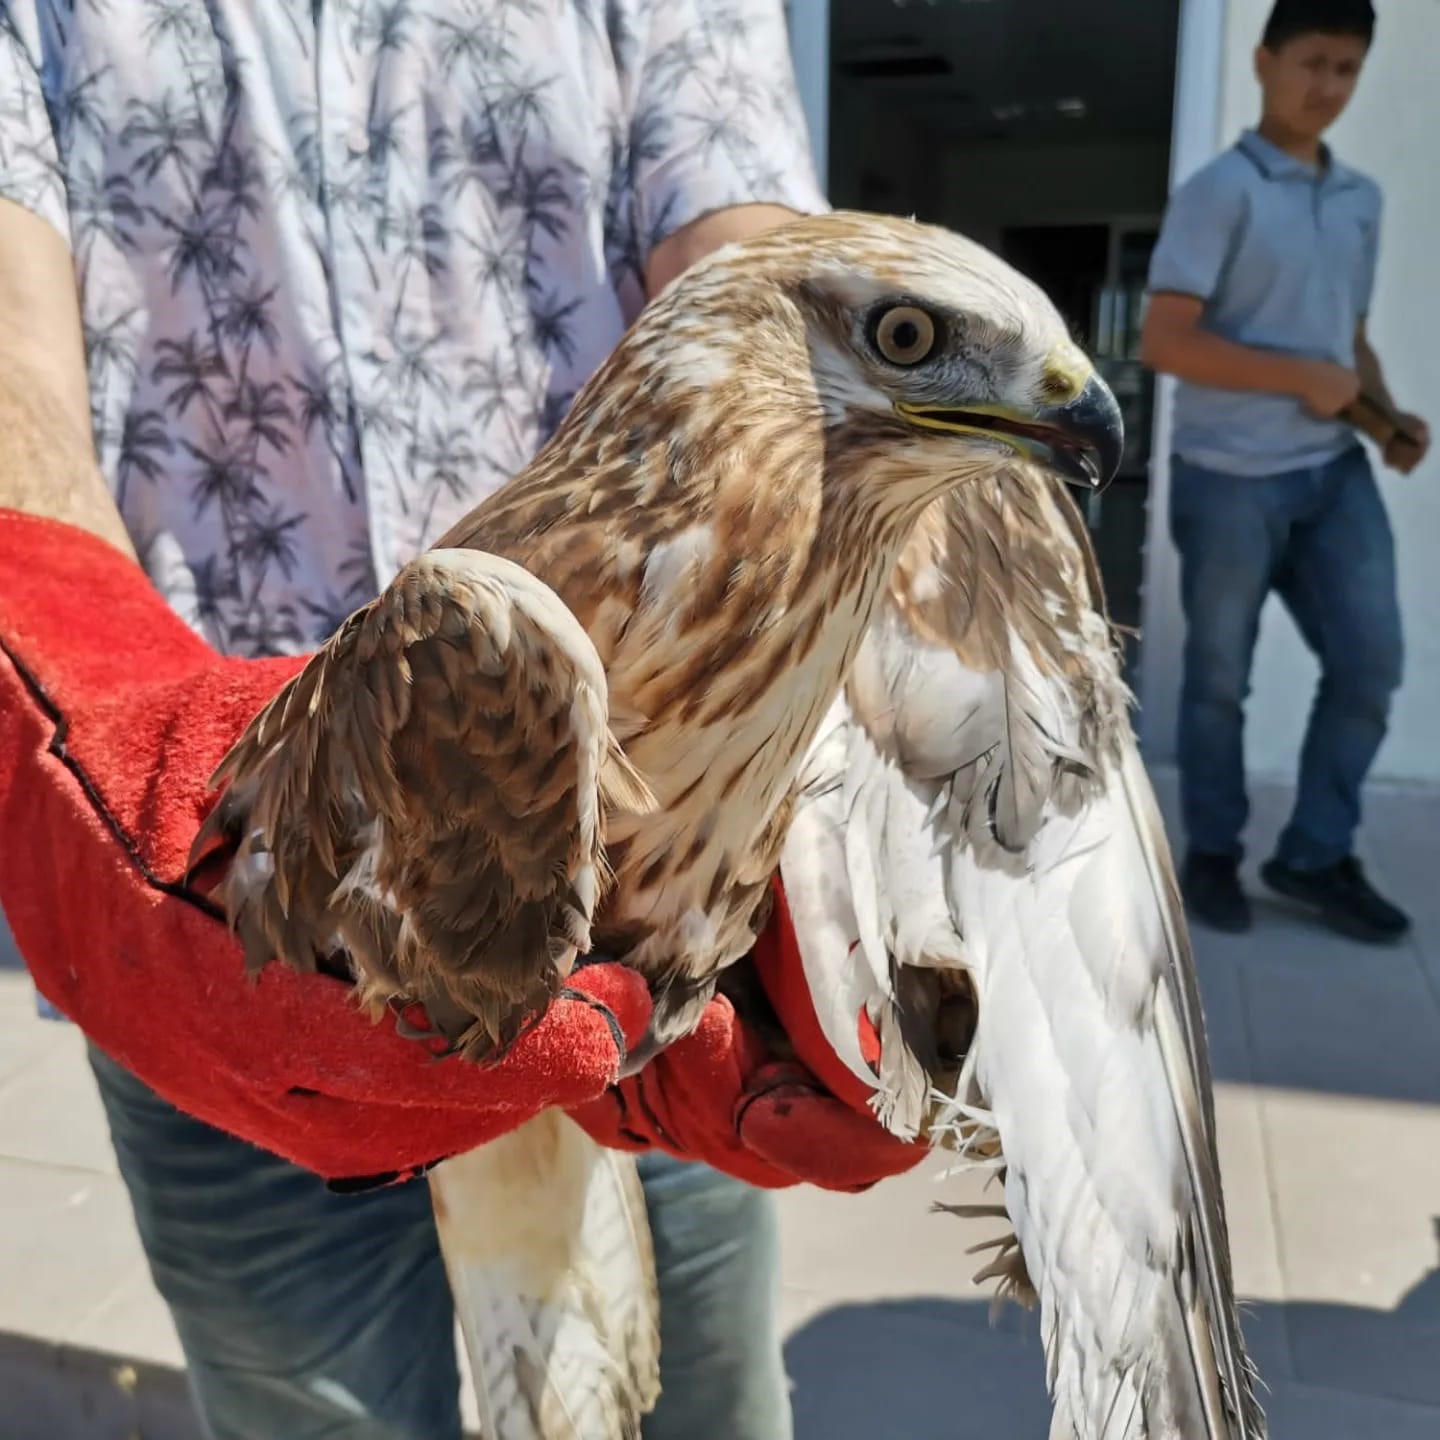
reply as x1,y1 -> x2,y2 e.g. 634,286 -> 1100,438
872,305 -> 938,366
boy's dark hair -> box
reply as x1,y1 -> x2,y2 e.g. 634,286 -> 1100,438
1262,0 -> 1375,50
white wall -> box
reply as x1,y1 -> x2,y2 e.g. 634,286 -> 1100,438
1144,0 -> 1440,785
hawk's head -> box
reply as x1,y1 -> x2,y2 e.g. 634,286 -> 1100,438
641,210 -> 1124,496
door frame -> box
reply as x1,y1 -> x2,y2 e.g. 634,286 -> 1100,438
1137,0 -> 1229,758
784,0 -> 830,189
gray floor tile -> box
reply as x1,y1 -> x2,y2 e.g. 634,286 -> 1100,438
777,1158 -> 1007,1306
1238,1303 -> 1292,1399
0,916 -> 58,1088
1360,794 -> 1440,985
784,1296 -> 1051,1440
1210,1083 -> 1289,1373
1190,940 -> 1254,1085
0,1020 -> 119,1173
0,1007 -> 53,1092
0,1335 -> 200,1440
1237,935 -> 1440,1104
1283,1264 -> 1440,1410
68,1267 -> 184,1368
0,1159 -> 147,1345
781,1296 -> 1440,1440
1260,1374 -> 1440,1440
1256,1085 -> 1440,1386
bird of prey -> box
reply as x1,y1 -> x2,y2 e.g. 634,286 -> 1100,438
778,465 -> 1266,1438
193,211 -> 1255,1437
194,211 -> 1121,1068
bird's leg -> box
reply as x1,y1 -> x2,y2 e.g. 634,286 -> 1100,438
617,970 -> 727,1078
616,1032 -> 666,1081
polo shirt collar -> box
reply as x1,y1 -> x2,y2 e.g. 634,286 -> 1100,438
1236,127 -> 1363,190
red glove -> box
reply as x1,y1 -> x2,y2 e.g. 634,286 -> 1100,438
0,509 -> 922,1192
0,510 -> 650,1184
571,882 -> 922,1193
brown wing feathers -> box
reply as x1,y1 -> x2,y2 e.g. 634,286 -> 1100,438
190,554 -> 649,1059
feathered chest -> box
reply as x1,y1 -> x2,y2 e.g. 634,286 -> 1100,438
595,567 -> 879,982
553,522 -> 904,1005
435,406 -> 931,1000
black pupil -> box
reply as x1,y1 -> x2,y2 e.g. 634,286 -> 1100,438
892,320 -> 919,352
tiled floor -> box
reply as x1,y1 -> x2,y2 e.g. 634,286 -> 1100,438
4,769 -> 1439,1438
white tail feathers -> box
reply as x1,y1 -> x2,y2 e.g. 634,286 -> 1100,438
430,1115 -> 661,1440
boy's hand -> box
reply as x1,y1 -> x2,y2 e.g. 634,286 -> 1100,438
1384,414 -> 1430,474
1298,360 -> 1362,419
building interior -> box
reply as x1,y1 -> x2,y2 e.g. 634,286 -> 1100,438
825,0 -> 1183,673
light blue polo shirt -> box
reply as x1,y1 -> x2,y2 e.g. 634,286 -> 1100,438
1147,128 -> 1383,476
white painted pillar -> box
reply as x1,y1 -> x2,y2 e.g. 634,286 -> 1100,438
784,0 -> 831,192
1137,0 -> 1229,759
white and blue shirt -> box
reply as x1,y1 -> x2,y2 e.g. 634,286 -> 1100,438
1148,127 -> 1382,477
0,0 -> 826,653
0,0 -> 825,1025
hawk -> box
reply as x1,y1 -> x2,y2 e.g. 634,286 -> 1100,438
194,212 -> 1259,1437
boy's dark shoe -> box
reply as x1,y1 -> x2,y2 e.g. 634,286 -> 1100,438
1260,856 -> 1411,943
1181,852 -> 1252,934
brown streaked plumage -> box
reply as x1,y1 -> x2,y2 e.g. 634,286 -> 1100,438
194,549 -> 655,1058
192,209 -> 1123,1068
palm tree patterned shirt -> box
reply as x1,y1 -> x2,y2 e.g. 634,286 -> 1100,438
0,0 -> 826,656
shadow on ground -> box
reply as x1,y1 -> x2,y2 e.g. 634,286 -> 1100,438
0,1336 -> 195,1440
786,1249 -> 1440,1439
8,1267 -> 1440,1440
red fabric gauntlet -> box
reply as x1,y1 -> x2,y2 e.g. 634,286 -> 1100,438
0,510 -> 921,1192
0,511 -> 650,1182
572,884 -> 921,1192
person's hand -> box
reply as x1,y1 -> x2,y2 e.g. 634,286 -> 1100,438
0,508 -> 654,1186
1384,414 -> 1430,474
1297,360 -> 1362,419
572,988 -> 925,1193
572,883 -> 927,1193
0,509 -> 923,1194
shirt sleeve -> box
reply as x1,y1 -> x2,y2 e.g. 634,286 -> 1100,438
0,6 -> 69,246
1146,158 -> 1246,305
1356,183 -> 1382,319
618,0 -> 829,258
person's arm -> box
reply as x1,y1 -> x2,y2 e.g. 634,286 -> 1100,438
645,202 -> 800,297
0,200 -> 137,559
0,16 -> 134,556
1140,292 -> 1361,419
1140,158 -> 1360,419
1353,320 -> 1398,412
0,1 -> 137,556
619,0 -> 827,302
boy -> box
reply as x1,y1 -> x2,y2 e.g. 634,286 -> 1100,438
1141,0 -> 1427,941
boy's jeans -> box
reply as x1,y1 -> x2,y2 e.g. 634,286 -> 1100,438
1169,444 -> 1403,870
88,1044 -> 793,1440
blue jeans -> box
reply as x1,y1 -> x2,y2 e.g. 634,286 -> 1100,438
1169,445 -> 1403,869
88,1045 -> 792,1440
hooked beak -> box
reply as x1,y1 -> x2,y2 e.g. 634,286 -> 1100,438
895,350 -> 1125,491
